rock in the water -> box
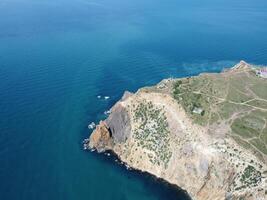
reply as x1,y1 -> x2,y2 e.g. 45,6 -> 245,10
88,122 -> 96,129
88,121 -> 112,152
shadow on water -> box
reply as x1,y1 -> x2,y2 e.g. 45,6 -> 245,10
87,149 -> 192,200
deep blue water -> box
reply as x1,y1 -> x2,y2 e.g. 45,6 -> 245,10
0,0 -> 267,199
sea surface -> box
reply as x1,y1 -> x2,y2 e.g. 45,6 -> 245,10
0,0 -> 267,199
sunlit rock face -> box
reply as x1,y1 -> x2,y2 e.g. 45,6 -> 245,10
88,62 -> 267,200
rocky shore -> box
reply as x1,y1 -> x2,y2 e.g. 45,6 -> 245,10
85,61 -> 267,200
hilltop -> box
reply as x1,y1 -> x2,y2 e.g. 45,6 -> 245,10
86,61 -> 267,200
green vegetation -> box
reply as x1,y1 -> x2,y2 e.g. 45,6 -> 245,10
231,110 -> 267,156
133,100 -> 172,168
172,68 -> 267,159
172,76 -> 218,125
260,128 -> 267,144
250,79 -> 267,99
250,139 -> 267,155
247,99 -> 267,109
240,165 -> 261,187
231,118 -> 260,138
226,86 -> 252,103
231,135 -> 252,149
217,102 -> 248,119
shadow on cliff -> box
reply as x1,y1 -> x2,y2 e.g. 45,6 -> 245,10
88,149 -> 192,200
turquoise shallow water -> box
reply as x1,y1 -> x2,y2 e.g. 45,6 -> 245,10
0,0 -> 267,199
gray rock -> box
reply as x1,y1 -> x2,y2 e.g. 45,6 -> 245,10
225,192 -> 232,200
106,103 -> 131,143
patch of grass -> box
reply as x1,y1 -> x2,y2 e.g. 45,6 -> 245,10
173,78 -> 219,125
247,99 -> 267,109
232,135 -> 252,150
230,110 -> 267,155
217,102 -> 236,119
249,81 -> 267,100
250,138 -> 267,155
171,68 -> 267,161
206,76 -> 228,98
242,114 -> 265,132
209,112 -> 220,124
226,86 -> 253,103
240,165 -> 261,187
231,118 -> 260,138
260,128 -> 267,144
228,73 -> 250,94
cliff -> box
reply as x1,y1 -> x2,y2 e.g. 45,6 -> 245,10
86,61 -> 267,200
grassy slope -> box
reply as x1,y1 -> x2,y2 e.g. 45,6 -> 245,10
172,67 -> 267,161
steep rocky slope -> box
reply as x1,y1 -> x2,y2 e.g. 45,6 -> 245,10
85,61 -> 267,200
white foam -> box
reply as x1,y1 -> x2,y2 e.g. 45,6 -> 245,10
88,122 -> 96,129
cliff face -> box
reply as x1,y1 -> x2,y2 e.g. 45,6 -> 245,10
88,121 -> 112,152
87,62 -> 267,200
106,103 -> 131,143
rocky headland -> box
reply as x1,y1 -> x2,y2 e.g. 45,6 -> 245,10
85,61 -> 267,200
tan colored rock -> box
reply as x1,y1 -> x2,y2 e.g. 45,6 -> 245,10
230,60 -> 251,71
87,62 -> 267,200
89,121 -> 112,152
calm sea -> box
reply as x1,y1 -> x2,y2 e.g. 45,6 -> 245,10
0,0 -> 267,199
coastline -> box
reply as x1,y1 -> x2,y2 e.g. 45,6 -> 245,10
86,61 -> 267,200
86,148 -> 192,200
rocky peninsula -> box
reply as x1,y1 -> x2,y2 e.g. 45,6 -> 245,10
85,61 -> 267,200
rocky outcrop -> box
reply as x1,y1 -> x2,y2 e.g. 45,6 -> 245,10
230,60 -> 251,71
86,62 -> 267,200
88,121 -> 112,152
89,92 -> 132,151
106,103 -> 131,143
88,92 -> 236,199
